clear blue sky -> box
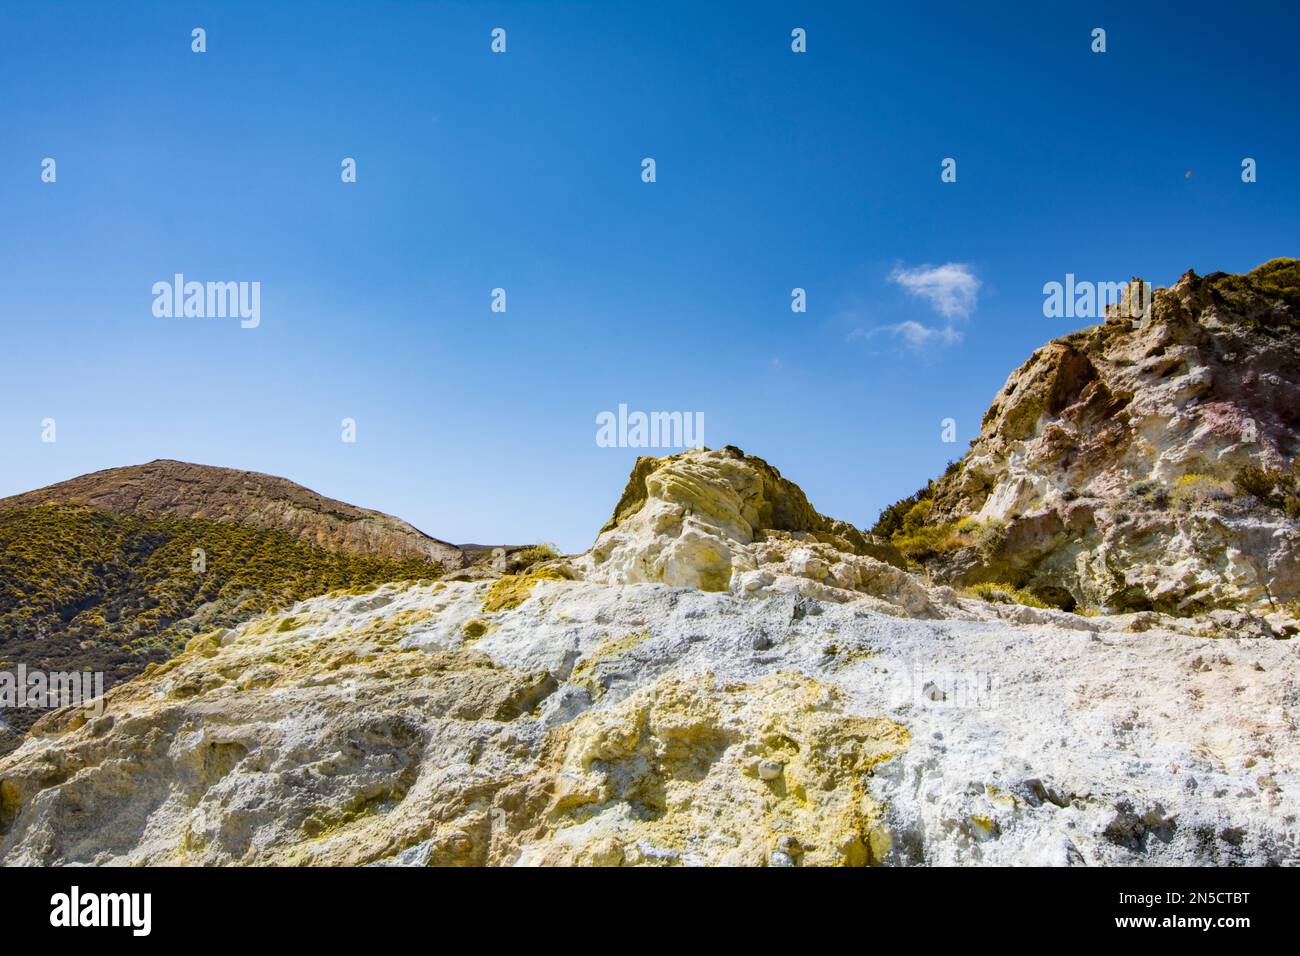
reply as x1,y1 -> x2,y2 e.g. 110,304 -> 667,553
2,1 -> 1297,553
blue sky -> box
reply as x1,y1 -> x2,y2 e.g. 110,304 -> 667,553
1,1 -> 1297,552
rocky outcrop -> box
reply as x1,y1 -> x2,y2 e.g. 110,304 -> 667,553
897,260 -> 1300,628
0,459 -> 465,568
577,446 -> 934,615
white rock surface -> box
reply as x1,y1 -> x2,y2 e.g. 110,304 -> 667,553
2,574 -> 1296,866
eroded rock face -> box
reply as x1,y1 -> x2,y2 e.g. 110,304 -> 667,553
0,599 -> 554,865
0,580 -> 912,866
919,261 -> 1300,622
578,446 -> 935,616
508,671 -> 909,866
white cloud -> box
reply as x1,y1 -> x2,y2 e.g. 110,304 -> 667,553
884,320 -> 964,348
843,261 -> 980,353
889,262 -> 981,320
849,321 -> 963,351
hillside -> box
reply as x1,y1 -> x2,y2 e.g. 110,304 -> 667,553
0,462 -> 542,755
0,459 -> 465,568
0,505 -> 443,753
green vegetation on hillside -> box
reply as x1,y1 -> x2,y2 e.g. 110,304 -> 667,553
1208,258 -> 1300,313
959,583 -> 1049,610
869,482 -> 934,540
0,504 -> 441,740
1206,256 -> 1300,300
870,470 -> 1005,564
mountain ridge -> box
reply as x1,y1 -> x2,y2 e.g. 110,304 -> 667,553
0,458 -> 466,569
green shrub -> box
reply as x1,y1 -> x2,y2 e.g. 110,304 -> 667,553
892,521 -> 964,561
1208,258 -> 1300,315
899,499 -> 933,534
0,504 -> 442,699
1234,462 -> 1300,518
1170,473 -> 1234,510
967,519 -> 1008,555
870,482 -> 934,538
960,583 -> 1049,610
889,508 -> 1007,564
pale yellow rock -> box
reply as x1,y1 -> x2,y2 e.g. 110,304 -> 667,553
577,446 -> 938,615
0,584 -> 908,867
509,672 -> 909,867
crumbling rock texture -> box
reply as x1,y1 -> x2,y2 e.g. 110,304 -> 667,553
2,572 -> 1295,866
579,446 -> 928,615
915,260 -> 1300,624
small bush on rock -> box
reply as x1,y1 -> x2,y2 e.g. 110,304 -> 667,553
1170,473 -> 1234,511
1234,463 -> 1300,518
960,583 -> 1049,610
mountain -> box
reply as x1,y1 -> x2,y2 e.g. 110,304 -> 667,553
2,262 -> 1297,866
0,460 -> 465,568
873,258 -> 1299,633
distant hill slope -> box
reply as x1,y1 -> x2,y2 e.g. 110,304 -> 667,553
0,504 -> 444,753
0,460 -> 465,756
0,459 -> 466,569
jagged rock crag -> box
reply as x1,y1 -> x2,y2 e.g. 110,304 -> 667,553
896,260 -> 1300,629
578,446 -> 935,615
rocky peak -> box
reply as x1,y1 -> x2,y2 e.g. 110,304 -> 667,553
884,259 -> 1300,624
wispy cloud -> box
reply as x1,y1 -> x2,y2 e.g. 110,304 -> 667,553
848,321 -> 963,349
884,320 -> 964,347
889,262 -> 981,319
845,261 -> 980,352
